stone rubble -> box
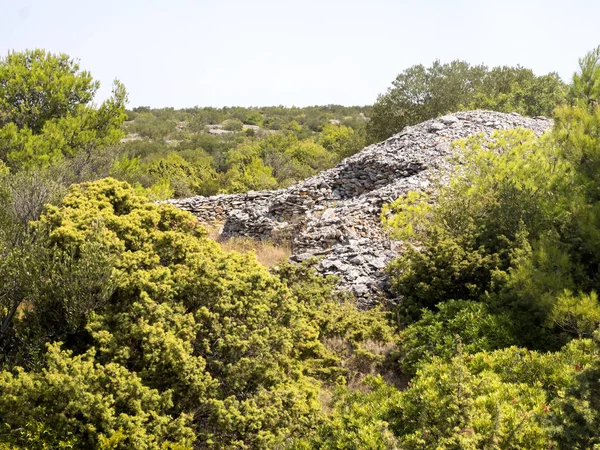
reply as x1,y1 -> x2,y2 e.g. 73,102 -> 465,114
167,111 -> 552,308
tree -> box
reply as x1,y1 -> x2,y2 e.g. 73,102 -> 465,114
571,45 -> 600,108
0,49 -> 127,169
385,129 -> 571,323
368,61 -> 486,141
223,118 -> 244,131
223,157 -> 279,192
549,291 -> 600,338
472,67 -> 565,117
319,123 -> 365,160
368,60 -> 566,142
245,110 -> 264,126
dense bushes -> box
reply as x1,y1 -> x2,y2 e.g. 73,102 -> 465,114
0,178 -> 394,448
2,45 -> 600,448
310,45 -> 600,448
115,105 -> 370,198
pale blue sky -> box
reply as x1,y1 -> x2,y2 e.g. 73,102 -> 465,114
0,0 -> 598,108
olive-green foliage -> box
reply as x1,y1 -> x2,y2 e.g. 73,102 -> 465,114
0,178 -> 395,449
397,300 -> 516,375
0,343 -> 194,449
548,330 -> 600,449
318,122 -> 366,160
0,49 -> 127,169
0,233 -> 117,367
0,50 -> 96,132
114,105 -> 370,198
385,100 -> 600,364
223,118 -> 244,131
6,46 -> 600,449
393,338 -> 594,449
127,112 -> 176,140
470,66 -> 566,118
273,261 -> 395,381
368,60 -> 566,142
306,338 -> 597,450
571,45 -> 600,108
224,132 -> 334,190
391,350 -> 549,449
36,178 -> 320,448
386,129 -> 571,322
294,376 -> 402,450
369,60 -> 485,142
145,152 -> 218,198
244,111 -> 264,126
223,156 -> 279,192
377,51 -> 600,442
554,103 -> 600,202
549,290 -> 600,338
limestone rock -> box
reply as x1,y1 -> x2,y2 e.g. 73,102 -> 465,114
167,111 -> 552,308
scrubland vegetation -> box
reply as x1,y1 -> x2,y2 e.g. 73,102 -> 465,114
113,104 -> 370,198
0,46 -> 600,449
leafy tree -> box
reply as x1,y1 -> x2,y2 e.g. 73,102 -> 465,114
126,112 -> 176,140
571,45 -> 600,108
244,110 -> 264,126
549,291 -> 600,338
0,49 -> 127,169
318,123 -> 365,160
368,60 -> 565,141
471,67 -> 565,117
146,152 -> 198,197
553,104 -> 600,201
223,157 -> 278,192
385,129 -> 571,322
368,60 -> 484,141
0,50 -> 97,132
223,118 -> 244,131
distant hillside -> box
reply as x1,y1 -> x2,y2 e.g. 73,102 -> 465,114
113,105 -> 372,198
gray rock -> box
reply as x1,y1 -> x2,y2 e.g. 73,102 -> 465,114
368,257 -> 387,270
166,111 -> 553,308
428,122 -> 446,132
441,115 -> 459,125
349,255 -> 366,265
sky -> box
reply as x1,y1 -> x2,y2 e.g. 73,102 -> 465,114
0,0 -> 598,109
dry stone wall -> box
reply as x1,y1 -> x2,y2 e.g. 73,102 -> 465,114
168,111 -> 552,307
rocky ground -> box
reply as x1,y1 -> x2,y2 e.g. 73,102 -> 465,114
168,111 -> 552,308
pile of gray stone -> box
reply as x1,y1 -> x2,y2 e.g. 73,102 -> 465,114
167,111 -> 552,307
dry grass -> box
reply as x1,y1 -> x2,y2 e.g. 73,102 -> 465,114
204,222 -> 224,241
219,237 -> 291,268
204,223 -> 291,268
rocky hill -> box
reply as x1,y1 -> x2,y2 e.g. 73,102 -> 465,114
168,111 -> 552,307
